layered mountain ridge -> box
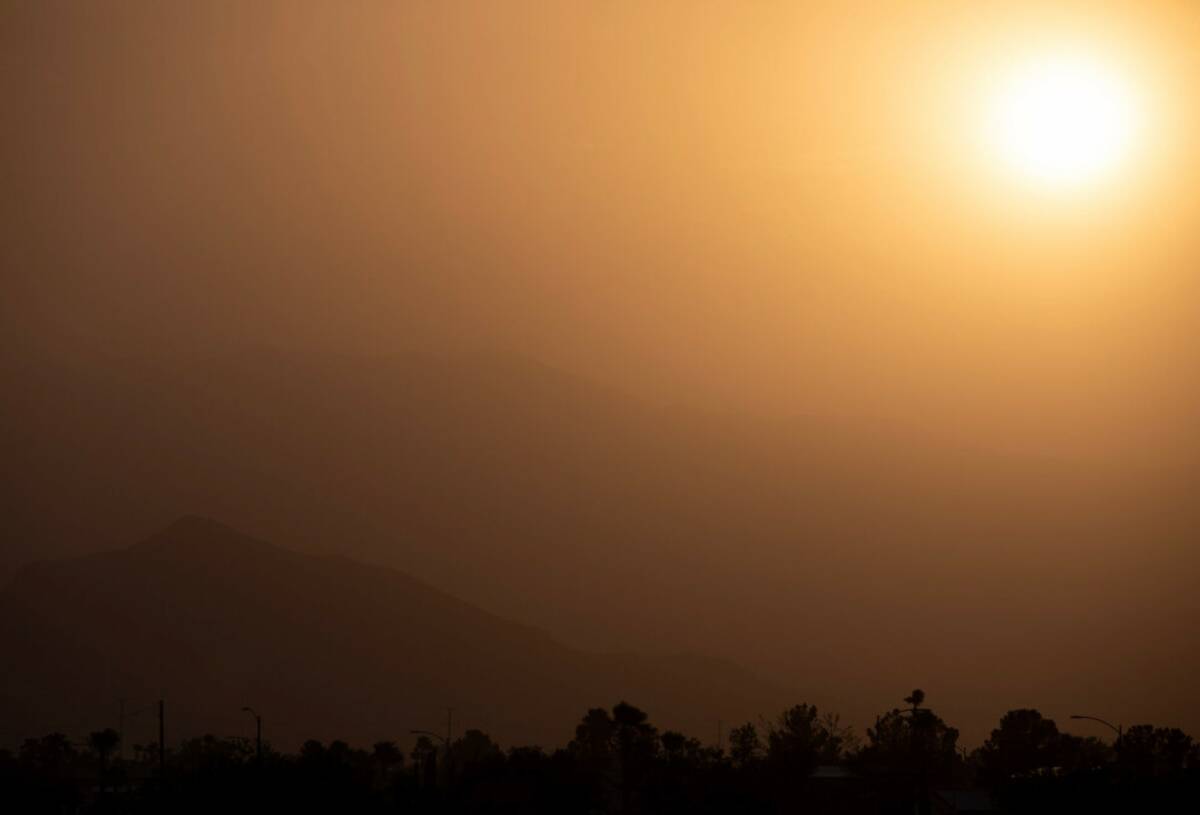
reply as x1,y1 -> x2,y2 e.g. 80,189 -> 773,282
0,516 -> 789,750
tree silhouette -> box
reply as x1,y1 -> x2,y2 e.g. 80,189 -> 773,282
612,702 -> 659,764
659,730 -> 707,766
452,729 -> 502,771
568,702 -> 660,813
1054,733 -> 1112,773
87,728 -> 120,795
372,739 -> 403,768
16,734 -> 81,813
371,740 -> 403,790
570,707 -> 616,764
862,706 -> 960,775
728,722 -> 762,767
766,704 -> 845,775
410,734 -> 438,788
2,698 -> 1199,812
1121,725 -> 1198,777
857,690 -> 963,815
22,733 -> 77,776
978,709 -> 1061,785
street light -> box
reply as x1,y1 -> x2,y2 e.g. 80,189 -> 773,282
242,707 -> 263,764
410,729 -> 453,788
1070,714 -> 1122,753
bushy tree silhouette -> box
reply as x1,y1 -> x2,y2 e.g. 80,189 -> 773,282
861,704 -> 960,780
2,696 -> 1198,813
452,729 -> 502,772
855,690 -> 964,815
728,722 -> 761,768
1121,724 -> 1198,777
767,704 -> 846,771
567,702 -> 660,813
978,709 -> 1061,784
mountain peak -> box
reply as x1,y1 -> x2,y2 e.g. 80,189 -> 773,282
131,515 -> 274,558
165,514 -> 233,535
1,519 -> 788,748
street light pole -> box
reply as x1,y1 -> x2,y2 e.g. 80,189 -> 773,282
410,730 -> 449,750
1070,714 -> 1123,754
242,707 -> 263,764
411,729 -> 452,788
158,699 -> 166,779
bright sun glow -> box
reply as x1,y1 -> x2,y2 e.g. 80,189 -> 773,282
986,54 -> 1140,189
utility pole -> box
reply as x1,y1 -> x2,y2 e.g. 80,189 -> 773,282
118,699 -> 125,762
158,699 -> 165,779
446,707 -> 454,784
242,707 -> 263,765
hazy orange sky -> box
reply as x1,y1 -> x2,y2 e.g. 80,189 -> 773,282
6,1 -> 1199,465
3,0 -> 1200,745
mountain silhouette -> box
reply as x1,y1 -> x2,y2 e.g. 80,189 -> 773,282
2,349 -> 1197,741
0,516 -> 788,749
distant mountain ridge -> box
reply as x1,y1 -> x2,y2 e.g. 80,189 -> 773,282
2,349 -> 1196,743
0,517 -> 790,750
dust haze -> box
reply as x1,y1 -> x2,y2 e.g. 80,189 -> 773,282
3,1 -> 1198,746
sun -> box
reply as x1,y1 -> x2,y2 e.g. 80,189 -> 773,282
985,53 -> 1140,189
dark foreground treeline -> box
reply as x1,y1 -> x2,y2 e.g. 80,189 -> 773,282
4,691 -> 1198,814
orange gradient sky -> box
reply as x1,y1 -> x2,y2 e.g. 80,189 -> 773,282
5,1 -> 1198,467
3,0 -> 1200,745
